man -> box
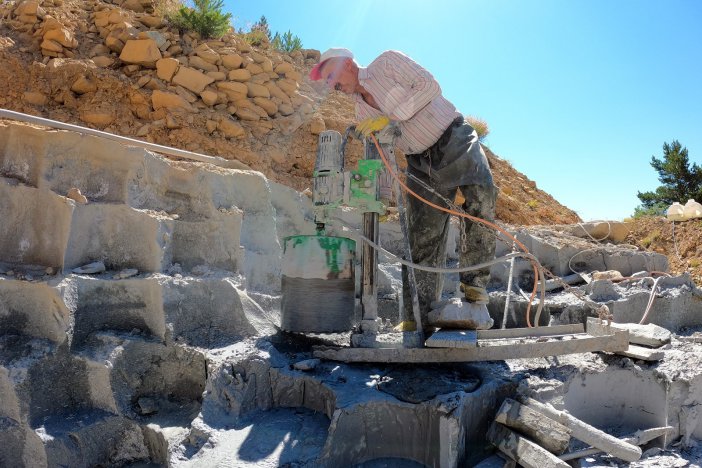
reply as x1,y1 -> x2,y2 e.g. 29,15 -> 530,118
309,48 -> 497,334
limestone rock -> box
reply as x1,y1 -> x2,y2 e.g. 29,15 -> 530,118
44,27 -> 77,48
285,70 -> 303,82
216,81 -> 247,101
227,68 -> 251,82
206,71 -> 226,81
189,55 -> 219,72
135,14 -> 162,28
200,90 -> 218,106
195,44 -> 220,64
218,118 -> 245,138
246,82 -> 270,99
71,75 -> 97,94
72,261 -> 106,274
40,39 -> 63,53
119,38 -> 162,67
245,62 -> 264,75
172,66 -> 214,94
156,57 -> 179,81
274,62 -> 294,74
278,103 -> 294,116
80,110 -> 115,126
138,30 -> 167,49
252,97 -> 277,116
66,187 -> 88,204
221,53 -> 242,69
23,91 -> 48,106
309,117 -> 325,135
92,55 -> 115,67
277,78 -> 298,95
152,90 -> 192,110
14,0 -> 39,16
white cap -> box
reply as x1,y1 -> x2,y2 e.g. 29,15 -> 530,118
309,48 -> 354,80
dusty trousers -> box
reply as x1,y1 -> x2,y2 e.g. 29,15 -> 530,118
401,118 -> 497,331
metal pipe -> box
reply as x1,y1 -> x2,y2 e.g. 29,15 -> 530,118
0,108 -> 245,169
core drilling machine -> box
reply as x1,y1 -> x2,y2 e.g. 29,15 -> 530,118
280,125 -> 424,348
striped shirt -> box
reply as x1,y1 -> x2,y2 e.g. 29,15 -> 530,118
355,50 -> 461,154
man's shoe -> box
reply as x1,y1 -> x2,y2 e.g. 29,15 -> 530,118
461,284 -> 490,304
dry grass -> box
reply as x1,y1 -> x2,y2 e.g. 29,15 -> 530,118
465,115 -> 490,142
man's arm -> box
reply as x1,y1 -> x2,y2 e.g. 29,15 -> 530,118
376,50 -> 441,121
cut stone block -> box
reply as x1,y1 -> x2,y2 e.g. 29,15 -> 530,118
0,181 -> 73,269
62,276 -> 166,347
64,204 -> 173,273
0,280 -> 70,344
609,322 -> 672,347
128,154 -> 217,221
41,130 -> 145,203
425,330 -> 477,349
160,277 -> 259,347
80,334 -> 206,419
171,213 -> 242,272
0,123 -> 49,186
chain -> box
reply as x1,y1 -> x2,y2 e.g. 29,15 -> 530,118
460,216 -> 468,253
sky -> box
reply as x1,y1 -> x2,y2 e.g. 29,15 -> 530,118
225,0 -> 702,221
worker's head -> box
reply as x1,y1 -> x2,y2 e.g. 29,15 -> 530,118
309,48 -> 359,94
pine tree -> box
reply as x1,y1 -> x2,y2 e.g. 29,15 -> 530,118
637,140 -> 702,210
170,0 -> 232,39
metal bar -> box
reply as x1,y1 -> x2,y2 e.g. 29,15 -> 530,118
0,108 -> 246,169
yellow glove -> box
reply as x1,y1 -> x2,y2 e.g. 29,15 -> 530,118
356,116 -> 390,137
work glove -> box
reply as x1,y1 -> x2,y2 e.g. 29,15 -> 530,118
460,283 -> 490,305
356,115 -> 390,137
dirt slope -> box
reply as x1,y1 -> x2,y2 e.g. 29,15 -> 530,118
0,0 -> 579,226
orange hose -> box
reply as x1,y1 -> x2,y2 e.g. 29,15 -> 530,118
370,134 -> 540,327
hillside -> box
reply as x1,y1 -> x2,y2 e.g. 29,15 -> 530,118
0,0 -> 580,226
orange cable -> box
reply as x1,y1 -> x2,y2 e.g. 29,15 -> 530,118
370,134 -> 540,327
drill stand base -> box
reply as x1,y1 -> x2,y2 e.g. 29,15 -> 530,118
350,331 -> 424,349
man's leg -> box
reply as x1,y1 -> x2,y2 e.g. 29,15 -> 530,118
401,170 -> 455,333
458,182 -> 498,292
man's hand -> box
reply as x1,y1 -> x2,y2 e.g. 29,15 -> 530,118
356,116 -> 390,137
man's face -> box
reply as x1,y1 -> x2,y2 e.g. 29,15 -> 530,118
319,58 -> 355,94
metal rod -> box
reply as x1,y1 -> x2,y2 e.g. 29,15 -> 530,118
0,108 -> 243,169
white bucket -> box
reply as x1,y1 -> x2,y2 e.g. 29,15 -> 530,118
667,202 -> 685,221
683,199 -> 702,219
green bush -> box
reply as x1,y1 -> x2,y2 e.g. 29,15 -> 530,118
243,29 -> 268,46
272,30 -> 303,53
631,201 -> 668,219
169,0 -> 232,39
465,115 -> 490,142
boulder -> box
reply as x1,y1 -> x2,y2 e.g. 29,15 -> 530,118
277,78 -> 298,95
172,66 -> 214,94
252,97 -> 277,116
138,30 -> 167,49
156,57 -> 179,81
221,53 -> 242,69
274,62 -> 294,74
246,82 -> 270,99
80,110 -> 115,126
23,91 -> 48,106
92,55 -> 115,67
43,27 -> 77,48
200,90 -> 218,106
285,70 -> 302,82
245,62 -> 264,75
40,39 -> 63,53
218,118 -> 245,138
310,117 -> 326,135
71,76 -> 97,94
216,81 -> 247,101
195,44 -> 220,64
227,68 -> 251,82
119,39 -> 162,67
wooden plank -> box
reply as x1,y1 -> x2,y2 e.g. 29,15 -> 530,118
520,397 -> 642,462
425,330 -> 477,348
487,422 -> 570,468
313,330 -> 628,363
615,344 -> 665,361
494,398 -> 571,454
559,426 -> 673,461
477,324 -> 584,340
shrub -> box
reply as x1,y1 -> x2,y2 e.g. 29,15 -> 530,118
465,115 -> 490,142
640,230 -> 660,249
526,199 -> 538,209
243,29 -> 268,46
631,201 -> 667,219
169,0 -> 232,39
272,30 -> 303,53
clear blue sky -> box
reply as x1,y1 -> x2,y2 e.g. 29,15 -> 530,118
226,0 -> 702,221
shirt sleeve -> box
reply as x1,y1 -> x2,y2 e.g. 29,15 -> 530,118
375,51 -> 441,121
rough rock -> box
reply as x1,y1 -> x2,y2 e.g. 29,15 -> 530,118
119,38 -> 162,66
172,66 -> 214,94
152,90 -> 192,110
